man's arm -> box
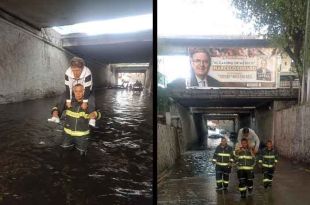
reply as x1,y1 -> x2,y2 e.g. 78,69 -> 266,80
237,129 -> 243,145
83,73 -> 92,103
65,74 -> 71,103
251,129 -> 260,152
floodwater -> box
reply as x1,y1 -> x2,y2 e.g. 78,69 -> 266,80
158,138 -> 310,205
0,89 -> 153,205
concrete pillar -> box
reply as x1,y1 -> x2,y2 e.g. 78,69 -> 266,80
143,71 -> 146,86
144,59 -> 153,93
193,113 -> 208,147
166,112 -> 172,126
239,114 -> 251,129
254,105 -> 274,143
173,103 -> 199,152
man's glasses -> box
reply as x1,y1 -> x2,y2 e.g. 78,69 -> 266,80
192,59 -> 209,65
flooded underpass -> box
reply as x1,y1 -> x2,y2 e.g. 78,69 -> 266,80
0,89 -> 153,205
158,138 -> 310,205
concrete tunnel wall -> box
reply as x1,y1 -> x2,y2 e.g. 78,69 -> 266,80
157,103 -> 199,175
144,59 -> 153,93
175,104 -> 199,151
0,17 -> 72,104
274,102 -> 310,163
157,124 -> 180,175
0,16 -> 113,104
91,63 -> 115,88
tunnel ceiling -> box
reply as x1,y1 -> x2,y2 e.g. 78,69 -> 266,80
65,42 -> 152,64
62,31 -> 152,63
0,1 -> 152,64
0,0 -> 152,28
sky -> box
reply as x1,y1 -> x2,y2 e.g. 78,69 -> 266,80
158,0 -> 258,82
158,0 -> 256,37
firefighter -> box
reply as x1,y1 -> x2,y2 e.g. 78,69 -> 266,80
52,83 -> 101,156
212,137 -> 234,191
235,138 -> 256,198
258,140 -> 278,188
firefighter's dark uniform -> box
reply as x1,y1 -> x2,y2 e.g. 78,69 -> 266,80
52,100 -> 101,155
258,147 -> 278,188
212,144 -> 234,190
235,147 -> 256,197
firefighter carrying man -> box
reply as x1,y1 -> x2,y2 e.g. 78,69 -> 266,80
235,138 -> 256,198
258,140 -> 278,188
212,137 -> 234,191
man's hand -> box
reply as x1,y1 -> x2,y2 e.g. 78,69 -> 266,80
81,102 -> 88,110
89,111 -> 97,119
52,110 -> 59,117
66,101 -> 72,108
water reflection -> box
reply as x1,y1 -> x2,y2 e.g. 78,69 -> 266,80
0,89 -> 152,204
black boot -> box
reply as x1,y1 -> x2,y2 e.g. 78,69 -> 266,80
248,187 -> 253,194
241,191 -> 246,198
264,182 -> 268,189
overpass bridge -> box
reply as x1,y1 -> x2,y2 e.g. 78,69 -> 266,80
168,88 -> 298,108
165,87 -> 298,150
159,35 -> 298,149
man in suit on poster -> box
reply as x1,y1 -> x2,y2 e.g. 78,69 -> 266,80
189,48 -> 221,87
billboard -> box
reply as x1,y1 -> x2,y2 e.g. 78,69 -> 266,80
188,47 -> 279,88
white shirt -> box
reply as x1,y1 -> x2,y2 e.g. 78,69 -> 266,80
237,128 -> 260,152
196,76 -> 208,87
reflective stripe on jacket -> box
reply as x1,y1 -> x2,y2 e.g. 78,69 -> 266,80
235,148 -> 255,170
64,101 -> 101,137
258,148 -> 278,168
212,145 -> 234,167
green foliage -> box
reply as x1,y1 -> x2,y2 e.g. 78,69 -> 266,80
231,0 -> 308,81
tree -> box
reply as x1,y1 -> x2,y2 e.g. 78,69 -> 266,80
231,0 -> 307,84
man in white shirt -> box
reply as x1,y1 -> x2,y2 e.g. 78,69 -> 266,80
189,48 -> 221,87
48,57 -> 96,126
236,127 -> 260,154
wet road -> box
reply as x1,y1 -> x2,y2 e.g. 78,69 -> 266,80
0,89 -> 153,205
158,138 -> 310,205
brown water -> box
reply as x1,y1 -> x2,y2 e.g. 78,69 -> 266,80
0,89 -> 153,205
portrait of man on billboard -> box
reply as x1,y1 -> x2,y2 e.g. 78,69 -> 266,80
256,58 -> 272,81
189,48 -> 221,87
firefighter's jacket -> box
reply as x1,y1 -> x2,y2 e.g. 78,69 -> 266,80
235,147 -> 256,170
212,145 -> 234,167
258,148 -> 278,168
63,101 -> 101,137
